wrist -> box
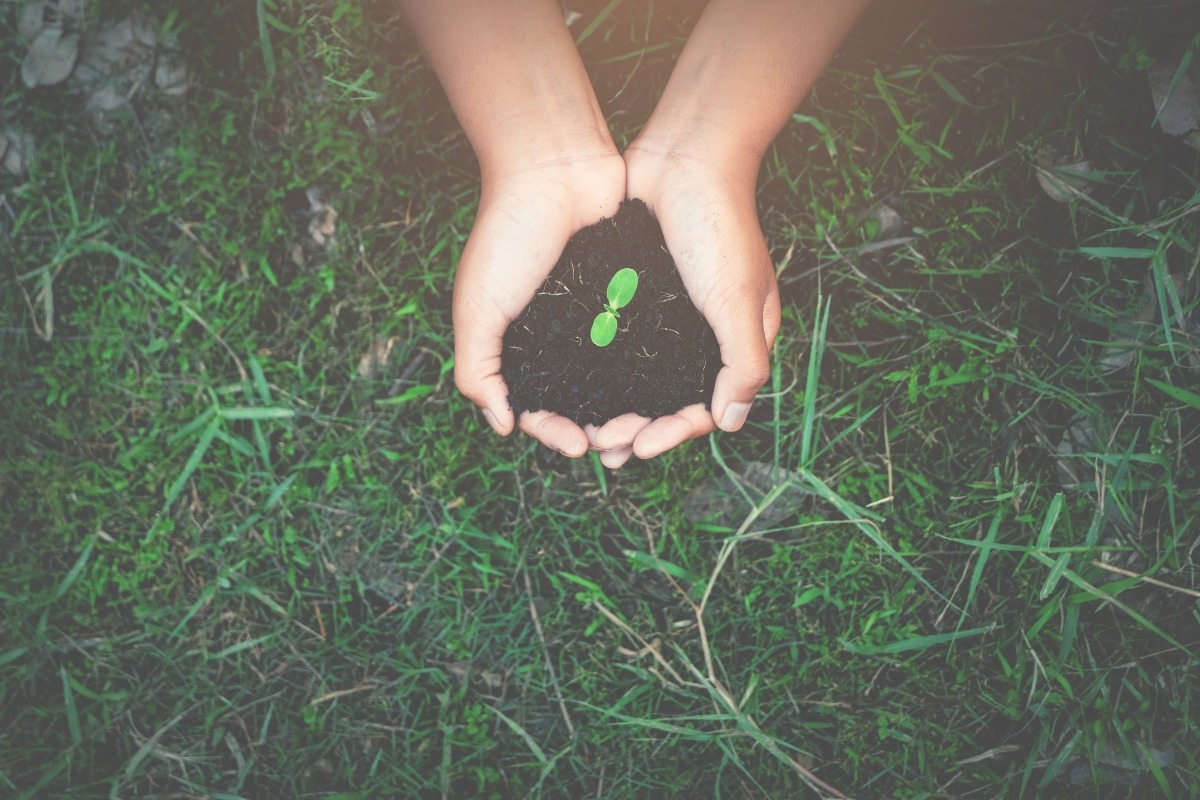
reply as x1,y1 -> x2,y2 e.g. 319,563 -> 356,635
623,133 -> 759,208
479,120 -> 618,186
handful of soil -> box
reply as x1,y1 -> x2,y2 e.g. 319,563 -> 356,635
502,199 -> 721,427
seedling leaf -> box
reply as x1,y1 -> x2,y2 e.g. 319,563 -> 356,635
591,311 -> 617,347
591,268 -> 638,346
1148,377 -> 1200,412
606,268 -> 639,309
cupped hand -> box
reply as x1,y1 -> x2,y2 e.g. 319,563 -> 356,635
453,152 -> 626,457
587,146 -> 781,468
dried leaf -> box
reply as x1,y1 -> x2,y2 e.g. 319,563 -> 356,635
864,202 -> 903,239
284,187 -> 339,248
1148,56 -> 1200,150
311,202 -> 338,247
1095,744 -> 1176,772
22,27 -> 80,88
71,13 -> 190,117
17,1 -> 87,88
442,661 -> 504,689
1035,142 -> 1095,203
1070,743 -> 1177,787
478,670 -> 504,689
1055,417 -> 1099,489
357,336 -> 401,379
1098,276 -> 1158,373
1099,273 -> 1196,372
17,1 -> 85,43
1,127 -> 36,176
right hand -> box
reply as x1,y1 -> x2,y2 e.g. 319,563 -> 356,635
453,152 -> 627,457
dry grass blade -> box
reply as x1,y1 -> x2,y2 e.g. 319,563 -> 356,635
1090,560 -> 1200,599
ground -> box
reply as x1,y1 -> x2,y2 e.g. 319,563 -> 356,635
1,1 -> 1199,798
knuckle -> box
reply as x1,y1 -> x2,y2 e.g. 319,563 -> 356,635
740,361 -> 771,388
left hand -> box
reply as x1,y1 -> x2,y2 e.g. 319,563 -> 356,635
454,152 -> 627,457
586,145 -> 781,468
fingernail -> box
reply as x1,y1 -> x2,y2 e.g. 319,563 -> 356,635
482,408 -> 501,433
720,402 -> 751,431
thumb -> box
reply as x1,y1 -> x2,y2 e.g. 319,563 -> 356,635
452,286 -> 516,436
707,281 -> 781,432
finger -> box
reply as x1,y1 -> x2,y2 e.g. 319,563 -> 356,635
631,403 -> 715,459
599,446 -> 634,469
590,412 -> 652,451
763,280 -> 783,349
518,411 -> 589,458
452,287 -> 517,434
453,361 -> 514,434
707,289 -> 774,433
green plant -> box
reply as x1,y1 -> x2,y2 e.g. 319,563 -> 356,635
589,267 -> 639,347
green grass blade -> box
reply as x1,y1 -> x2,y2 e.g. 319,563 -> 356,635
1077,246 -> 1155,259
1150,33 -> 1199,129
799,296 -> 830,467
374,384 -> 436,406
1030,551 -> 1193,655
1148,377 -> 1200,411
842,625 -> 990,655
255,0 -> 277,79
265,473 -> 297,510
53,536 -> 95,601
1039,553 -> 1071,600
207,634 -> 277,661
218,407 -> 295,421
929,69 -> 967,104
0,647 -> 30,668
574,0 -> 625,46
957,505 -> 1004,629
487,706 -> 547,763
166,406 -> 216,445
160,416 -> 221,524
791,113 -> 838,160
1150,249 -> 1178,359
248,355 -> 272,403
1035,492 -> 1065,548
60,666 -> 81,747
798,468 -> 945,601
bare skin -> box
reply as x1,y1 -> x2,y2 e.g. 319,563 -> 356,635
397,0 -> 872,467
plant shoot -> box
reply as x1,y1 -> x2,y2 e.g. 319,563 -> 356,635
590,268 -> 639,346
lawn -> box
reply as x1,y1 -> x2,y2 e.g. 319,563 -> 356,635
2,1 -> 1199,798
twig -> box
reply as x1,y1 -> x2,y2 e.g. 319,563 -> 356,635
1091,560 -> 1200,599
781,236 -> 916,284
524,569 -> 575,737
592,601 -> 691,688
681,513 -> 848,798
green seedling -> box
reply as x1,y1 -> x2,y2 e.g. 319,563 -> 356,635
590,268 -> 639,347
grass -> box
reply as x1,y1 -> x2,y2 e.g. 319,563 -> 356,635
2,0 -> 1199,797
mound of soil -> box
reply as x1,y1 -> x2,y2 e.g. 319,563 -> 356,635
502,199 -> 721,427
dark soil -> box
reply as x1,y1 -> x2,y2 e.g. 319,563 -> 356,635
502,199 -> 721,427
